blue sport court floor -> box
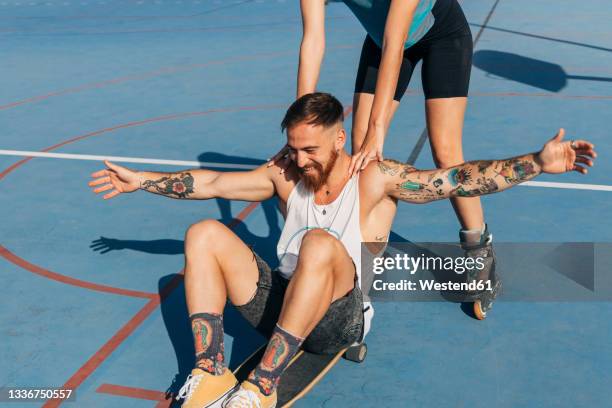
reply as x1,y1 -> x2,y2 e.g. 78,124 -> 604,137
1,0 -> 611,407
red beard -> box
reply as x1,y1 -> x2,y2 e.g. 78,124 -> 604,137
299,149 -> 338,191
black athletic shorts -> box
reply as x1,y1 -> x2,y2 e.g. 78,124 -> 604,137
235,252 -> 364,355
354,0 -> 473,101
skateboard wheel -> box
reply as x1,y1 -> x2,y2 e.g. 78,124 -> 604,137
473,300 -> 486,320
344,343 -> 367,363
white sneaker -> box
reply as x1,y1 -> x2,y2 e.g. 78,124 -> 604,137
223,381 -> 277,408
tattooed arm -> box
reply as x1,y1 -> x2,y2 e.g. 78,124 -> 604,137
371,129 -> 596,204
89,160 -> 278,201
137,165 -> 276,201
379,155 -> 542,203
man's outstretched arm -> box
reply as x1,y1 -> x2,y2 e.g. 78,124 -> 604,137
89,160 -> 276,201
371,129 -> 597,204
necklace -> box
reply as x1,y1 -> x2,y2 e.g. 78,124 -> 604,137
318,173 -> 349,215
322,190 -> 330,215
313,177 -> 352,226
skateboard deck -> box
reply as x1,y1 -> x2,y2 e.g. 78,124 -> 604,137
233,343 -> 366,407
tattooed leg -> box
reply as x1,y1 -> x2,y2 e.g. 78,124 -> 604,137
190,312 -> 226,375
246,324 -> 304,396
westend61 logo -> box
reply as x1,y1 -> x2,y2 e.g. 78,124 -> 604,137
360,242 -> 602,303
371,253 -> 491,293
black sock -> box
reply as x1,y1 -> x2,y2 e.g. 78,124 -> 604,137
190,312 -> 226,375
247,324 -> 304,396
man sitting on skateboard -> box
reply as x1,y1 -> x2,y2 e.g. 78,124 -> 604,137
89,93 -> 596,408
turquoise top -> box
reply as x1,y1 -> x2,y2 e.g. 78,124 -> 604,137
341,0 -> 437,49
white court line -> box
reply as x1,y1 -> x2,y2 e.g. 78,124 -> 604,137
521,181 -> 612,192
0,149 -> 259,170
1,149 -> 611,192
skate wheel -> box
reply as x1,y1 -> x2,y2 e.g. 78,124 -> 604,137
344,343 -> 367,363
473,300 -> 487,320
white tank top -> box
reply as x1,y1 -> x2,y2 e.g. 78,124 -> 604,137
277,175 -> 374,339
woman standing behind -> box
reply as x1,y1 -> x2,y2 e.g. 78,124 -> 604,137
282,0 -> 499,318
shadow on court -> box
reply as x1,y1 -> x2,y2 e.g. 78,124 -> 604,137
473,50 -> 612,92
197,152 -> 266,168
89,197 -> 281,262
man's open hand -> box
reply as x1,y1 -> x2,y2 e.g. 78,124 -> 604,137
537,129 -> 597,174
89,160 -> 140,199
266,144 -> 292,174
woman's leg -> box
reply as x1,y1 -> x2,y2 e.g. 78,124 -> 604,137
421,23 -> 499,318
425,97 -> 484,230
419,0 -> 480,228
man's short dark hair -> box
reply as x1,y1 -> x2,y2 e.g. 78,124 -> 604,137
281,92 -> 344,132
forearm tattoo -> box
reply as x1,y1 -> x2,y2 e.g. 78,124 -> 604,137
377,159 -> 416,178
141,172 -> 195,199
380,155 -> 540,203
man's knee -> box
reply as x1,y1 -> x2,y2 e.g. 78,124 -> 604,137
300,229 -> 340,262
184,219 -> 226,254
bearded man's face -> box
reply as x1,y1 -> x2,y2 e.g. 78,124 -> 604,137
286,122 -> 343,191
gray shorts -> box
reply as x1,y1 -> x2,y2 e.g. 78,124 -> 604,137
235,252 -> 364,355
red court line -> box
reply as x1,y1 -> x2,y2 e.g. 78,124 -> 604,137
343,105 -> 353,118
0,245 -> 156,299
41,106 -> 284,152
95,383 -> 178,407
96,384 -> 167,402
228,202 -> 260,229
0,52 -> 291,111
155,397 -> 174,408
0,43 -> 357,112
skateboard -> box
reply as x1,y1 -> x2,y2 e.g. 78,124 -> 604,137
233,342 -> 367,407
